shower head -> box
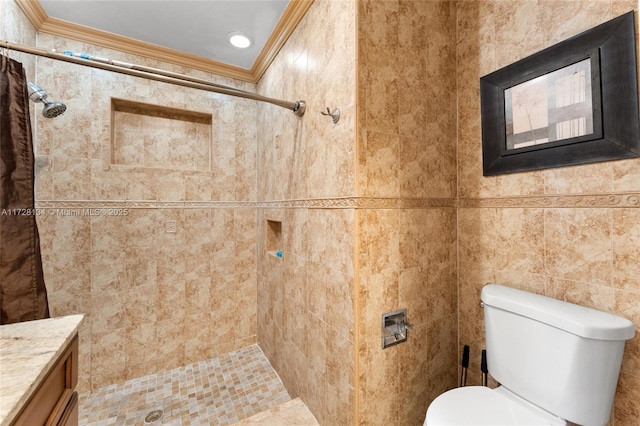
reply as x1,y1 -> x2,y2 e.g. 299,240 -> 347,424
27,82 -> 66,118
41,101 -> 67,119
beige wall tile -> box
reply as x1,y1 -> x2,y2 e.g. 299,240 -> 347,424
541,1 -> 613,46
156,318 -> 186,370
542,164 -> 613,195
35,156 -> 53,199
614,290 -> 640,379
52,156 -> 91,199
398,267 -> 428,326
396,320 -> 429,426
493,0 -> 544,68
306,314 -> 327,425
325,328 -> 354,425
358,339 -> 400,424
458,261 -> 495,323
398,209 -> 427,269
50,250 -> 91,294
613,159 -> 640,192
47,290 -> 90,320
359,268 -> 399,342
544,208 -> 612,286
614,372 -> 640,425
426,315 -> 457,391
91,326 -> 125,375
550,277 -> 615,311
124,322 -> 157,366
90,370 -> 127,392
359,131 -> 400,197
458,208 -> 496,266
51,215 -> 91,252
458,313 -> 486,388
90,160 -> 127,200
494,208 -> 544,274
359,209 -> 400,275
326,268 -> 355,341
184,313 -> 213,365
426,208 -> 457,265
613,209 -> 640,292
123,361 -> 157,382
427,262 -> 457,322
493,269 -> 546,296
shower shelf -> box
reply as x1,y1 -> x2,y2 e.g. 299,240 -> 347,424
110,98 -> 212,171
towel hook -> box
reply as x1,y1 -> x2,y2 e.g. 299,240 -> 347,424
321,107 -> 340,123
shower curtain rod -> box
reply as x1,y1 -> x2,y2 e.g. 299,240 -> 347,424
0,41 -> 306,116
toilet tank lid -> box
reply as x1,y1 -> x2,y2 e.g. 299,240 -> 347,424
481,285 -> 635,341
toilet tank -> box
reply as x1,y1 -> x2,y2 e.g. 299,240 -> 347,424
481,285 -> 635,426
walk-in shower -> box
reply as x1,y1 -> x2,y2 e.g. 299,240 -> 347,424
27,81 -> 66,118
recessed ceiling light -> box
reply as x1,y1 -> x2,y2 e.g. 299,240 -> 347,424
227,32 -> 252,49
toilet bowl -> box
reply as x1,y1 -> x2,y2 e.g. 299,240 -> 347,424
424,284 -> 635,426
425,386 -> 564,426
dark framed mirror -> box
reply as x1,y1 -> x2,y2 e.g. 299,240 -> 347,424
480,11 -> 640,176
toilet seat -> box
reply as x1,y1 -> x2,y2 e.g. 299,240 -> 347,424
424,386 -> 566,426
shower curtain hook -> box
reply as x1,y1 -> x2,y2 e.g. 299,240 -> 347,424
321,107 -> 340,124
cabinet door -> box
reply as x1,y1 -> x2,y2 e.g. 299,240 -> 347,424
57,391 -> 78,426
12,336 -> 78,426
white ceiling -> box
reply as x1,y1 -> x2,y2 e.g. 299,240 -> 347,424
38,0 -> 290,70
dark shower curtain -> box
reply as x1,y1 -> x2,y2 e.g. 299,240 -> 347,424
0,53 -> 50,324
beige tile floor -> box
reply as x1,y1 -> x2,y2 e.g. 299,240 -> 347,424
235,398 -> 318,426
78,345 -> 291,425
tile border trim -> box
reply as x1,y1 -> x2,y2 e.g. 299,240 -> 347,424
33,192 -> 640,210
34,197 -> 457,210
459,192 -> 640,208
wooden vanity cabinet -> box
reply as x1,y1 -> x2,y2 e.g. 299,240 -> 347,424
11,335 -> 79,426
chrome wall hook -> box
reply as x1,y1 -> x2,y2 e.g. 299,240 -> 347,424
321,107 -> 340,123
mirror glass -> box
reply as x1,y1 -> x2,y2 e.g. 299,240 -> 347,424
504,59 -> 593,150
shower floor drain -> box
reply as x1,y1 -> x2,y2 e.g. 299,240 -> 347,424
144,409 -> 164,423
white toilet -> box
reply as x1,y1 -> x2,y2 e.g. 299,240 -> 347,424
425,284 -> 635,426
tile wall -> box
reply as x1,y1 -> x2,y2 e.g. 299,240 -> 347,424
256,1 -> 357,424
356,1 -> 458,424
456,1 -> 640,424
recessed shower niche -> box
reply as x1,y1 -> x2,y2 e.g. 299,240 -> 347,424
266,219 -> 282,258
110,98 -> 213,170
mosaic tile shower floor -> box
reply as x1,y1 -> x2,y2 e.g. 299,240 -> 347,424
79,345 -> 291,425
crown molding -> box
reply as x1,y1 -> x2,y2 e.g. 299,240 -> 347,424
15,0 -> 314,84
14,0 -> 47,27
251,0 -> 314,81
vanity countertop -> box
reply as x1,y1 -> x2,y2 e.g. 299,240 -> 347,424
0,314 -> 84,426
